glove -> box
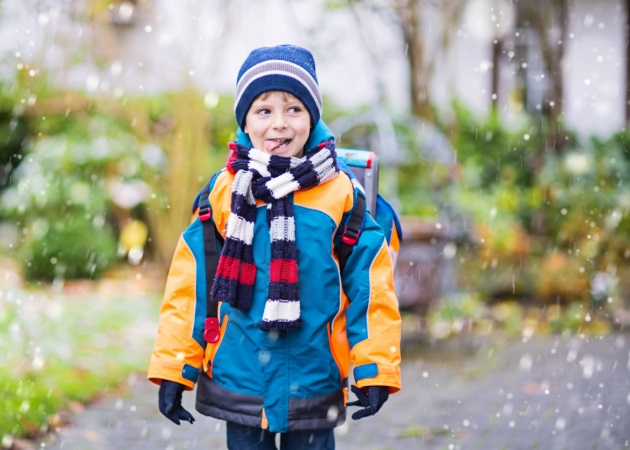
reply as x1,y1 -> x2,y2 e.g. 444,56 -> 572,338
347,385 -> 389,420
158,380 -> 195,425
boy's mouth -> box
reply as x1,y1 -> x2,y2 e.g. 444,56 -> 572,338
264,138 -> 292,152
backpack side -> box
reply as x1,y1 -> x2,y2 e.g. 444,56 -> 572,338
336,149 -> 403,270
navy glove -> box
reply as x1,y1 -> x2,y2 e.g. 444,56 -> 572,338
347,385 -> 389,420
158,380 -> 195,425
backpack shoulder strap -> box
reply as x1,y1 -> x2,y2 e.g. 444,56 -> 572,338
196,171 -> 224,344
338,191 -> 366,274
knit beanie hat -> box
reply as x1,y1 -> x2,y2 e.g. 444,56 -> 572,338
234,44 -> 322,130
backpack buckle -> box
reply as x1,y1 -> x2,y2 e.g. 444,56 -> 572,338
198,206 -> 212,222
204,317 -> 220,343
342,226 -> 361,245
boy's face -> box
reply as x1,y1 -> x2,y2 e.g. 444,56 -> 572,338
244,91 -> 310,158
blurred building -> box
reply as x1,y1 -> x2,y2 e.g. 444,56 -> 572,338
0,0 -> 626,137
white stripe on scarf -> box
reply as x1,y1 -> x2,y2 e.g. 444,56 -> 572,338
313,149 -> 337,182
267,174 -> 300,199
261,300 -> 301,323
233,170 -> 256,203
269,216 -> 296,242
226,212 -> 255,245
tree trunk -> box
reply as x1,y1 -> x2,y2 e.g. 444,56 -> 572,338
626,0 -> 630,124
143,88 -> 213,268
398,0 -> 433,121
553,0 -> 568,121
491,38 -> 503,112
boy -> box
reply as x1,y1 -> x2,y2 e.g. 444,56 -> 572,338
148,44 -> 401,449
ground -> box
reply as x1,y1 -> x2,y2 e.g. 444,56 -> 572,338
36,331 -> 630,450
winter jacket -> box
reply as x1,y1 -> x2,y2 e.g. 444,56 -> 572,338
147,122 -> 402,433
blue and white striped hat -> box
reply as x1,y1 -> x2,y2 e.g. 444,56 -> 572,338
234,45 -> 322,130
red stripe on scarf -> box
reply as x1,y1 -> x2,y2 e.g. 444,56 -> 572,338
216,256 -> 256,285
269,259 -> 299,283
226,142 -> 238,174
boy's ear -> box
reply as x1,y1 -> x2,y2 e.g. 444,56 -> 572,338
243,124 -> 248,134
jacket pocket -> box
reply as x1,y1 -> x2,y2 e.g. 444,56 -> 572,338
203,314 -> 229,376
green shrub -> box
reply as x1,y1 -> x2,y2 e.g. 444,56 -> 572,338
19,216 -> 117,280
0,81 -> 30,195
447,103 -> 630,309
0,115 -> 145,280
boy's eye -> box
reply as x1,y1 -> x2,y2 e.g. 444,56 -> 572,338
288,106 -> 302,113
256,108 -> 271,115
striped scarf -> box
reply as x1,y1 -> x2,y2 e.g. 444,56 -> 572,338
211,140 -> 339,332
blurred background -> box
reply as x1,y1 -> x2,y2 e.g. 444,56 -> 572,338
1,0 -> 630,445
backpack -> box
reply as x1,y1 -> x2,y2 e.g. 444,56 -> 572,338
334,148 -> 403,271
193,148 -> 403,343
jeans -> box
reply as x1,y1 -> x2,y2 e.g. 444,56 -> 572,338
226,422 -> 335,450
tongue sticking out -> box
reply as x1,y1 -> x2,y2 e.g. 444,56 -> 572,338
264,140 -> 287,152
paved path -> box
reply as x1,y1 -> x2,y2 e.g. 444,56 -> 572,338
39,333 -> 630,449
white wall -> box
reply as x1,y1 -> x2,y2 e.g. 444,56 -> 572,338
563,0 -> 626,137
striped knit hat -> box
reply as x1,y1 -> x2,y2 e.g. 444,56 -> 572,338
234,45 -> 322,130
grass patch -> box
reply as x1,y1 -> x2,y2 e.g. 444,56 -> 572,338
398,424 -> 451,440
0,280 -> 160,441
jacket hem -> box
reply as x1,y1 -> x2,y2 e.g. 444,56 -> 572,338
196,373 -> 348,431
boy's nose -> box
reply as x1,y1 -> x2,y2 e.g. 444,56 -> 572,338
272,114 -> 288,130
